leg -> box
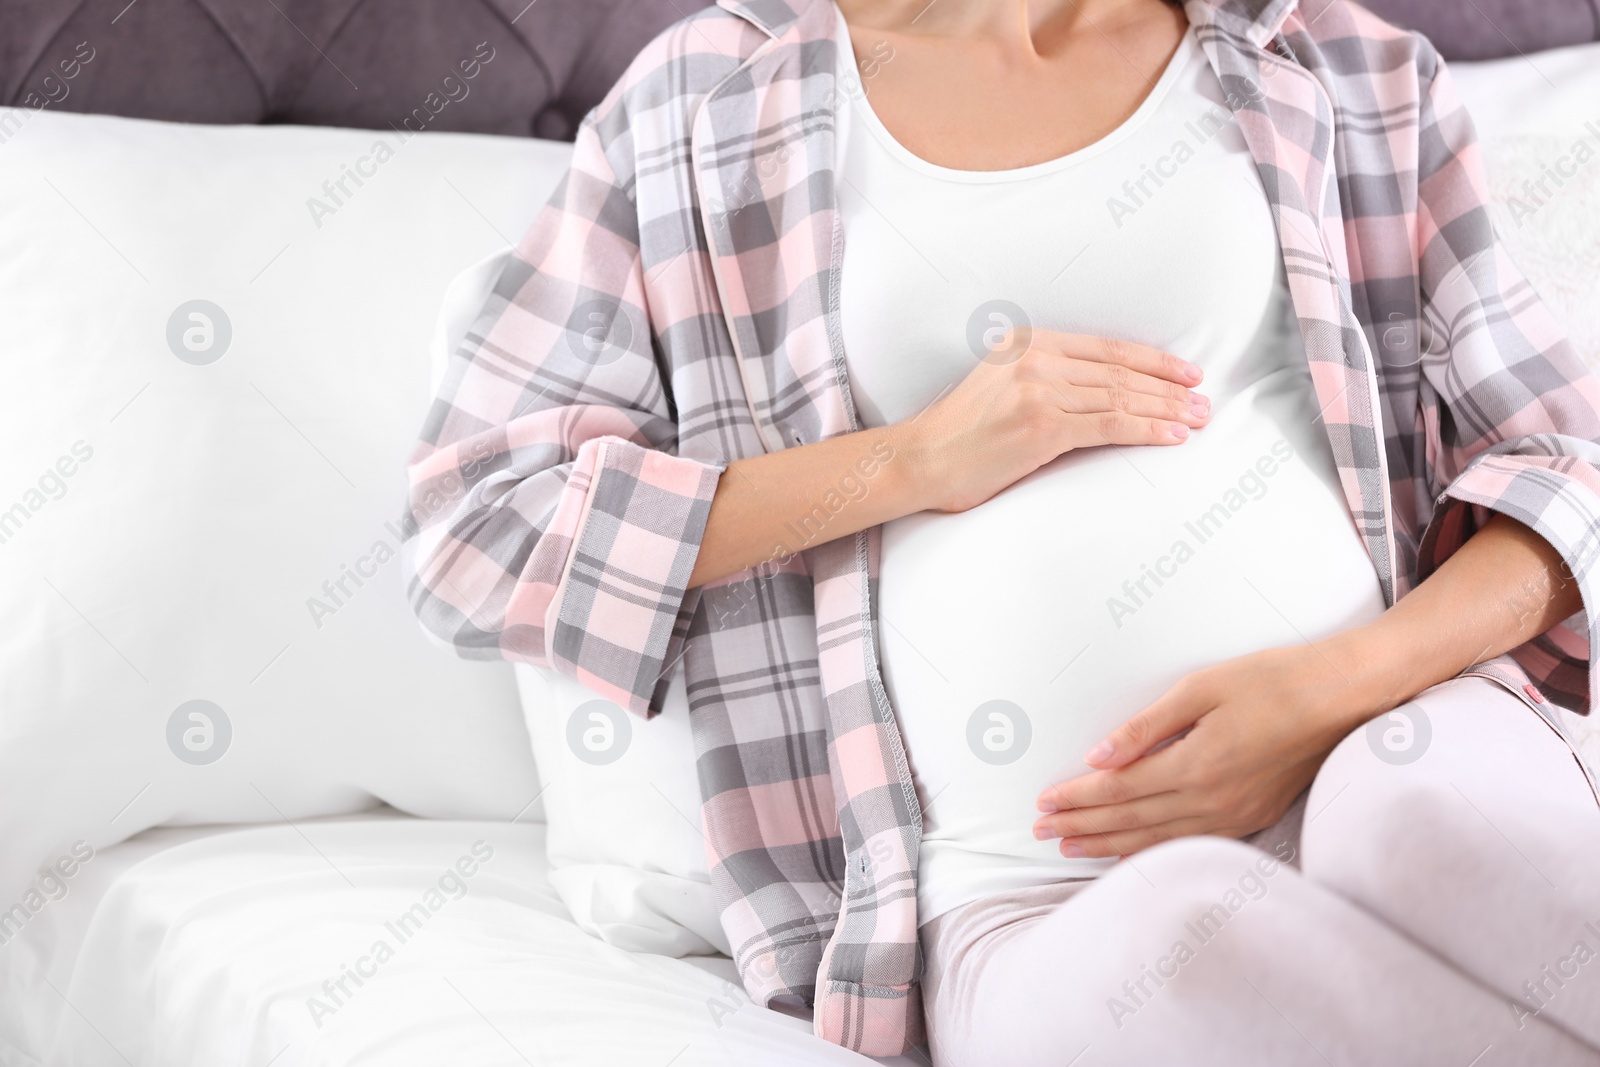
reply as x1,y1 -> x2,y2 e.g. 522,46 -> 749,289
920,836 -> 1600,1067
1304,675 -> 1600,1048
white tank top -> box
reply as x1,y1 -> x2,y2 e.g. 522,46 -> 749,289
834,9 -> 1391,923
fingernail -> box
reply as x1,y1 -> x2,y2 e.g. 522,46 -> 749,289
1036,798 -> 1057,813
1183,361 -> 1203,382
1085,740 -> 1114,765
1168,423 -> 1189,442
1187,392 -> 1210,414
1062,843 -> 1086,858
1033,825 -> 1055,840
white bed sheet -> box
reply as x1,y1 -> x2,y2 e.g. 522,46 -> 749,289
0,812 -> 918,1067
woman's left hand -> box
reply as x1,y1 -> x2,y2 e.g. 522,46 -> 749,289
1032,640 -> 1384,857
1033,511 -> 1586,857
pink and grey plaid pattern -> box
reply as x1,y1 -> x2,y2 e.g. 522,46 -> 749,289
403,0 -> 1600,1053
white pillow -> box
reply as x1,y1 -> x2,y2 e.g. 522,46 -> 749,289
0,107 -> 574,908
515,663 -> 727,957
1452,41 -> 1600,373
431,246 -> 724,957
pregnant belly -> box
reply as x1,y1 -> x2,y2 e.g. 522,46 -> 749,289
876,367 -> 1389,917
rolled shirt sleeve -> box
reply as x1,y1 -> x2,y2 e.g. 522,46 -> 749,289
1411,46 -> 1600,715
401,93 -> 726,719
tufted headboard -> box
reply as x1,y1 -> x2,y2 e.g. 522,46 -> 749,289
1,0 -> 1596,139
1359,0 -> 1600,61
0,0 -> 713,141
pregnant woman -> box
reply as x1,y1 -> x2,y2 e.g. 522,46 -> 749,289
403,0 -> 1600,1063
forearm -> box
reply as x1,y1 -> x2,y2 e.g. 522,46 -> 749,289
687,421 -> 933,588
1325,512 -> 1584,728
687,328 -> 1212,589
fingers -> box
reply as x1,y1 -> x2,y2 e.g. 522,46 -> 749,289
1036,330 -> 1203,388
1054,816 -> 1217,859
1042,384 -> 1209,453
1057,410 -> 1195,450
1036,738 -> 1191,814
1055,357 -> 1208,409
1050,384 -> 1210,428
1032,790 -> 1189,845
1030,735 -> 1247,859
1081,676 -> 1215,770
1017,333 -> 1209,450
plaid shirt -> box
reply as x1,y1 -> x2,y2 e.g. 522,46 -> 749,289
403,0 -> 1600,1054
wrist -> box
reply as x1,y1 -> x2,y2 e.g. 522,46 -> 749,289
1321,620 -> 1423,725
879,417 -> 943,514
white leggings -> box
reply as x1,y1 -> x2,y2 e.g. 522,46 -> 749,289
919,676 -> 1600,1067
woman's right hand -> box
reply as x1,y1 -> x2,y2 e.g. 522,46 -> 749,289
895,328 -> 1211,514
687,329 -> 1210,589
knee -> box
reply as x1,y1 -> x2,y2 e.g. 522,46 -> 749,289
1032,836 -> 1300,969
1301,756 -> 1475,901
1090,838 -> 1316,1016
1133,836 -> 1298,926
